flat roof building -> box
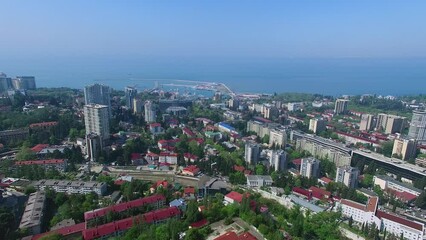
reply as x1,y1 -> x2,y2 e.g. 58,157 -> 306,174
19,191 -> 46,235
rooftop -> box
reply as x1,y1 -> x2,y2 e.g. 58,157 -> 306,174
376,210 -> 424,232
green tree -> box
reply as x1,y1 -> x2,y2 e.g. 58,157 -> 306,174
0,208 -> 15,240
255,164 -> 266,175
415,191 -> 426,209
39,233 -> 62,240
185,200 -> 201,224
155,224 -> 170,240
382,141 -> 394,157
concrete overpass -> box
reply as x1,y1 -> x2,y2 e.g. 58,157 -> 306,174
352,150 -> 426,181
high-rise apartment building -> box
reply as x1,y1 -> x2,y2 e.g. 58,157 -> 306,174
144,101 -> 157,123
0,74 -> 12,92
86,133 -> 100,162
336,166 -> 360,188
84,104 -> 110,145
359,114 -> 374,131
269,128 -> 287,148
300,157 -> 320,179
392,137 -> 417,160
244,143 -> 260,165
334,99 -> 349,115
270,150 -> 287,172
309,118 -> 326,133
13,76 -> 36,90
377,114 -> 405,134
133,98 -> 143,114
408,110 -> 426,144
84,84 -> 111,116
125,86 -> 138,110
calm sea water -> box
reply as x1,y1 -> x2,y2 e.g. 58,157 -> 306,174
1,56 -> 426,96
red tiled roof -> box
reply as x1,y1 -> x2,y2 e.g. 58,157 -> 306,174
184,153 -> 199,160
15,159 -> 65,166
190,218 -> 208,228
31,144 -> 49,152
32,222 -> 86,240
309,186 -> 331,199
84,194 -> 166,221
340,199 -> 366,211
292,158 -> 302,166
341,197 -> 378,213
214,232 -> 258,240
183,165 -> 200,174
376,210 -> 424,232
336,131 -> 379,144
391,190 -> 417,202
319,177 -> 332,184
184,186 -> 195,195
182,127 -> 196,137
150,123 -> 161,127
234,165 -> 245,172
214,232 -> 239,240
142,206 -> 181,224
292,187 -> 310,198
366,197 -> 378,212
29,121 -> 58,128
225,191 -> 249,204
146,152 -> 159,157
130,153 -> 143,160
159,152 -> 178,157
238,232 -> 257,240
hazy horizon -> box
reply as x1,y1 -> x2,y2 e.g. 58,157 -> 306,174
2,1 -> 426,95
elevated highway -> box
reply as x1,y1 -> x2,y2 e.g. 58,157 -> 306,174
352,150 -> 426,181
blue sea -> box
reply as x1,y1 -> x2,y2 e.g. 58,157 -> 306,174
1,56 -> 426,96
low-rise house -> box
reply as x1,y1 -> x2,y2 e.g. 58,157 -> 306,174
159,152 -> 178,165
33,180 -> 107,196
182,165 -> 200,177
82,207 -> 181,240
246,175 -> 273,187
84,194 -> 166,225
15,159 -> 67,172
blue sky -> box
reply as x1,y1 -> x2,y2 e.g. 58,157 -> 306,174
1,1 -> 426,59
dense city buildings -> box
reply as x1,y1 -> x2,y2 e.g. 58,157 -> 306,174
335,166 -> 360,188
270,150 -> 287,171
334,99 -> 349,115
408,110 -> 426,144
13,76 -> 36,90
124,86 -> 137,110
132,98 -> 143,114
0,74 -> 13,92
84,104 -> 110,146
144,100 -> 157,123
292,130 -> 352,167
84,83 -> 111,116
86,133 -> 101,162
359,113 -> 375,131
300,157 -> 320,179
309,118 -> 326,133
268,128 -> 287,148
377,113 -> 406,134
244,143 -> 260,165
392,137 -> 417,160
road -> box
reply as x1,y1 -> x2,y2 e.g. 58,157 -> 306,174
340,227 -> 365,240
